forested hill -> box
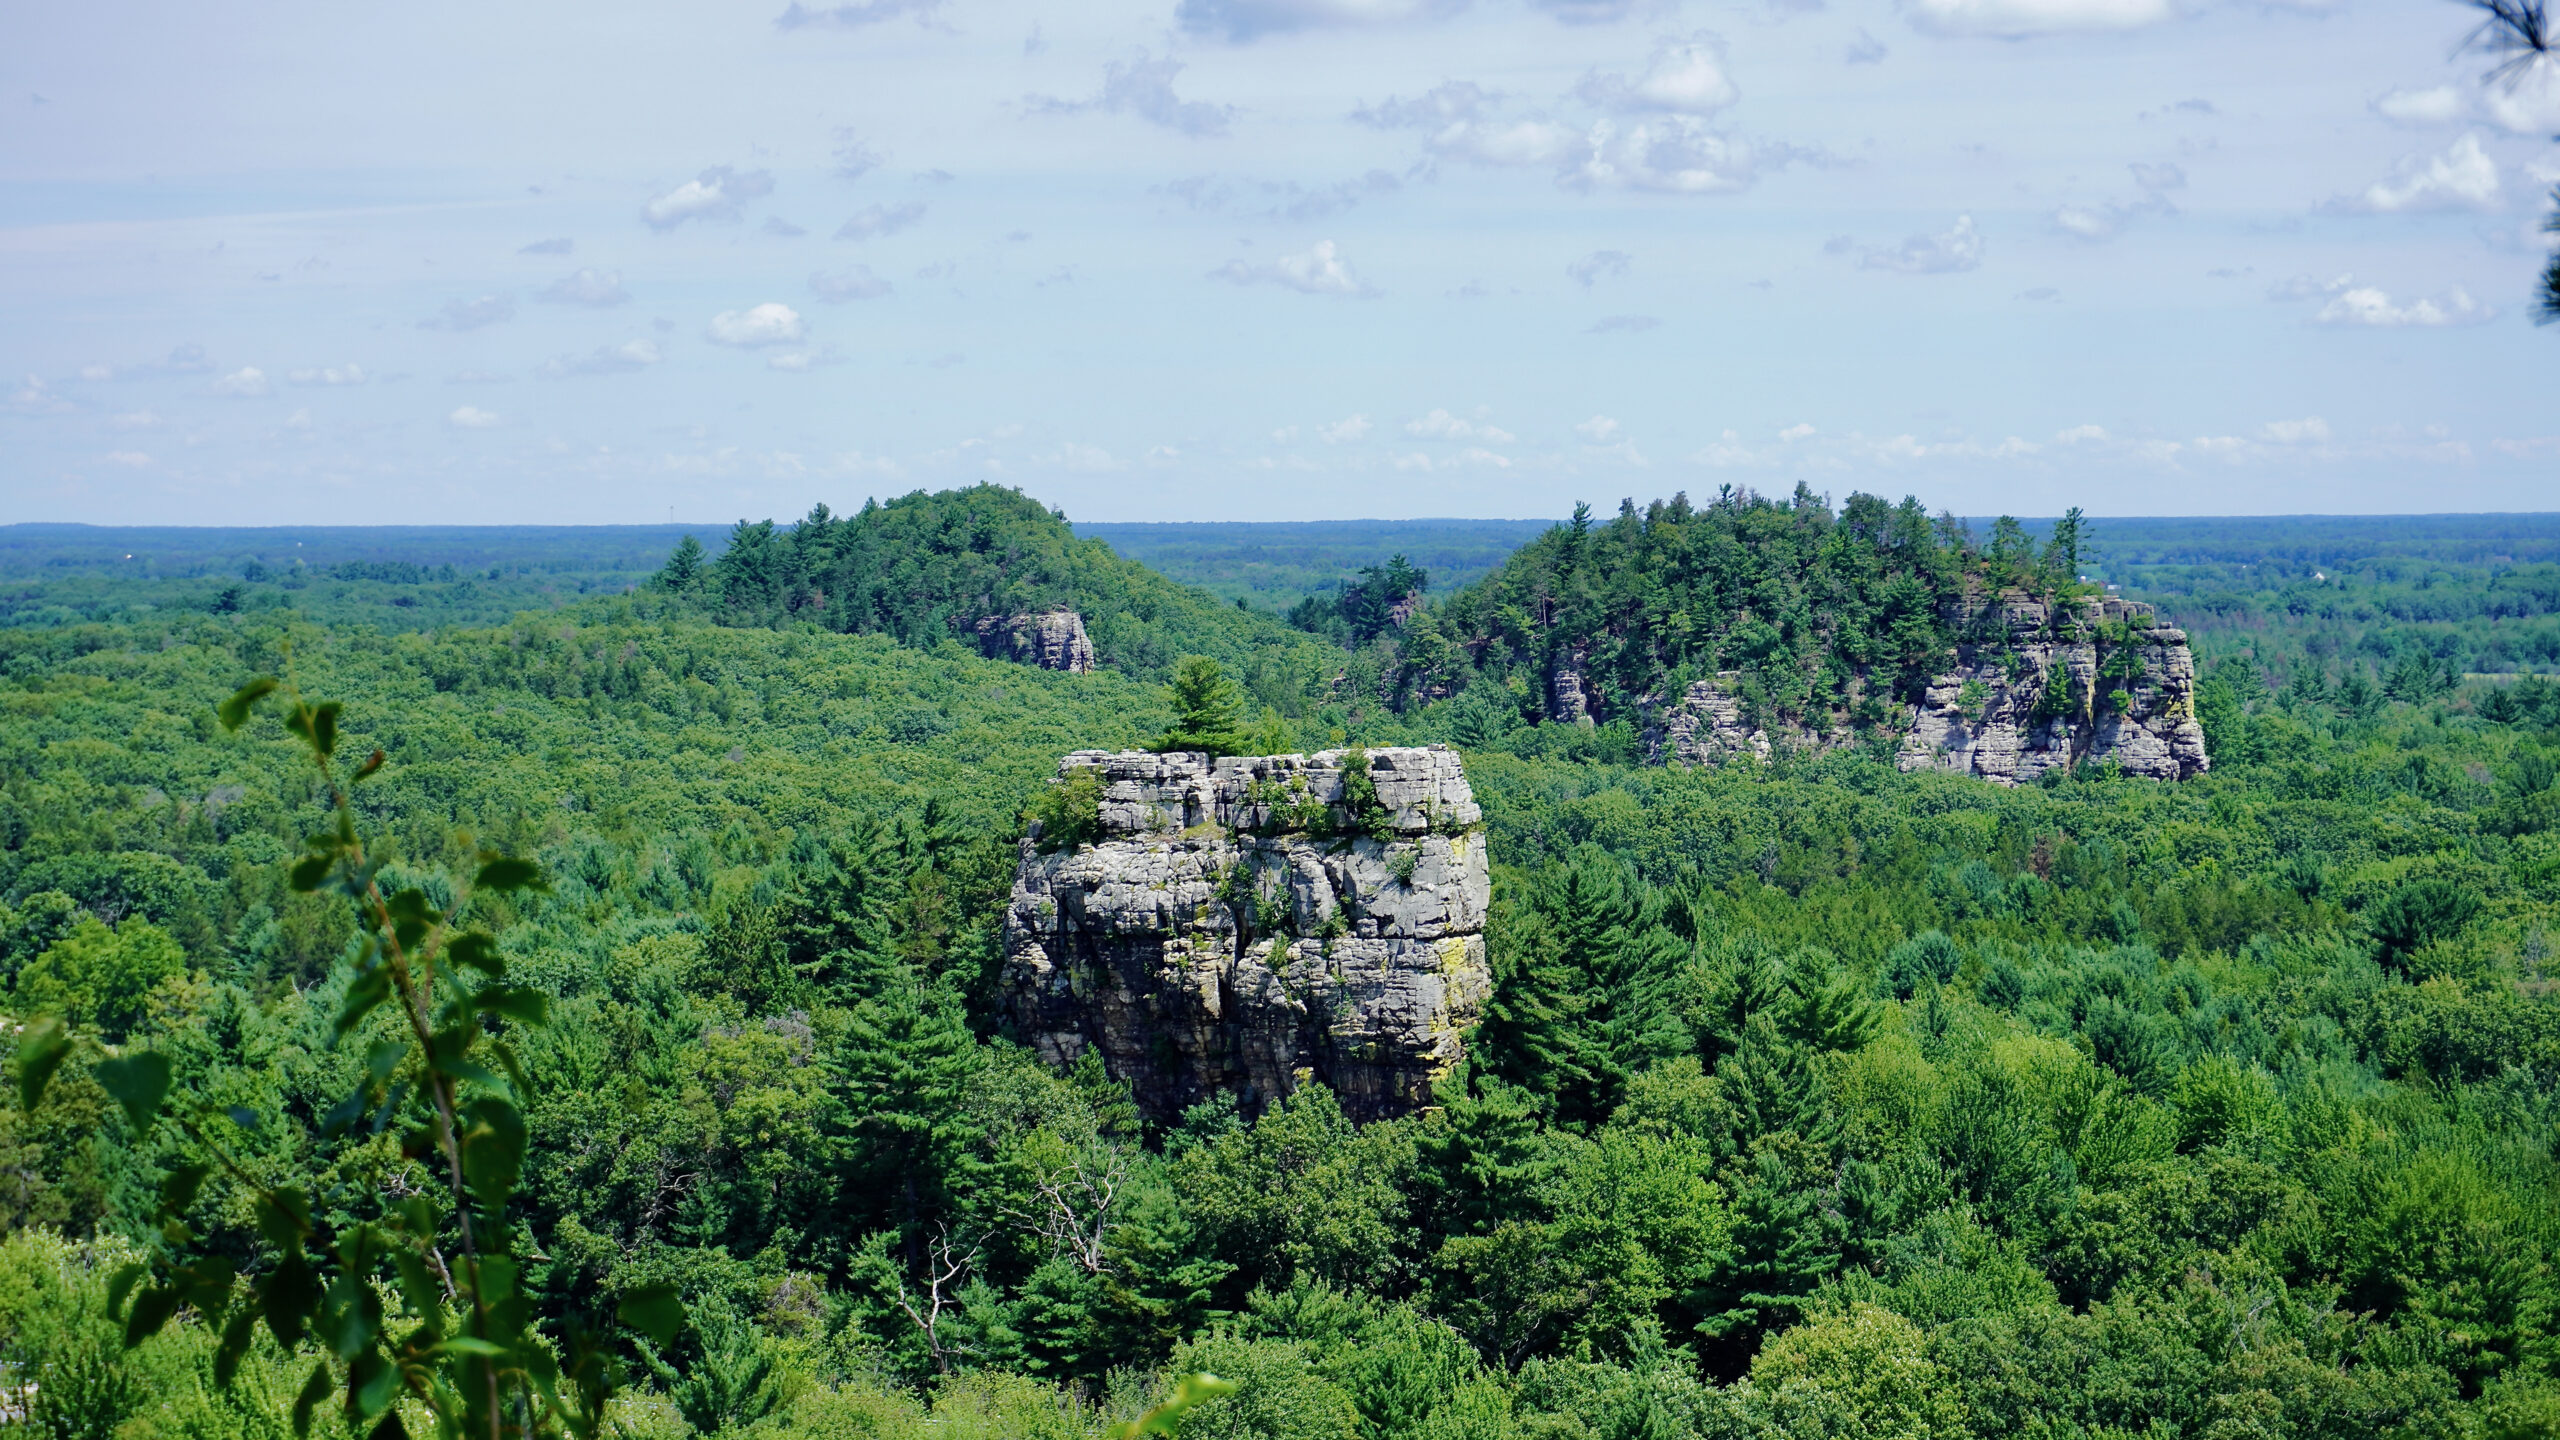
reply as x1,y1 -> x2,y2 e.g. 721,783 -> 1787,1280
1416,486 -> 2083,731
663,485 -> 1333,683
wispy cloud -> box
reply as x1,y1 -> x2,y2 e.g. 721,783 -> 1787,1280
1858,215 -> 1983,274
420,294 -> 516,331
538,268 -> 631,306
1210,240 -> 1380,296
835,201 -> 927,240
1028,53 -> 1236,137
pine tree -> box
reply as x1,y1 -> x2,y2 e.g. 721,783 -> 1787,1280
1153,655 -> 1247,757
658,533 -> 707,591
833,984 -> 987,1267
1698,1139 -> 1843,1369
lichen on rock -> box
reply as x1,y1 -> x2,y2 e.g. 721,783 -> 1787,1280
1001,746 -> 1489,1122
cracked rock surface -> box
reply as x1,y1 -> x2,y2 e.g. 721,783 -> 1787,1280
1644,596 -> 2209,785
1002,747 -> 1490,1122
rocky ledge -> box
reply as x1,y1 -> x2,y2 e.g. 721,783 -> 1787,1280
972,609 -> 1096,673
1001,746 -> 1490,1122
1642,596 -> 2209,784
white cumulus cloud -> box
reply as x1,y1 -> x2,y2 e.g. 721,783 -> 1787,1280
447,406 -> 501,429
2311,285 -> 2497,327
209,367 -> 271,397
2258,417 -> 2331,443
1577,415 -> 1622,442
2484,57 -> 2560,135
1210,240 -> 1379,296
1569,116 -> 1758,193
1577,33 -> 1739,115
1319,414 -> 1373,442
2333,134 -> 2500,213
642,166 -> 776,230
706,304 -> 808,347
2372,86 -> 2465,126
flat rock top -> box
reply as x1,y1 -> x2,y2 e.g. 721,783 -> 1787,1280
1054,746 -> 1481,838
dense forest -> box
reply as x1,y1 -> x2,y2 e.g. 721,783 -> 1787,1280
3,489 -> 2559,1439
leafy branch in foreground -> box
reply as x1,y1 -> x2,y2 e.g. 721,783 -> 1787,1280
15,672 -> 682,1440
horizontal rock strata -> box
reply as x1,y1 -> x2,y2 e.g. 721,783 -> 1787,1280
1645,596 -> 2209,784
1002,746 -> 1489,1122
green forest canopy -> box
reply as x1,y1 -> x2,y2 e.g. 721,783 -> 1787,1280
0,487 -> 2556,1438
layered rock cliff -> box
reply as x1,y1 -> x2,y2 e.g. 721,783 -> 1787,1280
1002,746 -> 1490,1122
973,609 -> 1097,673
1643,596 -> 2209,784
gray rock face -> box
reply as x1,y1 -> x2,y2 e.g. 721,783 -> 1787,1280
1645,596 -> 2209,785
1898,598 -> 2207,784
1002,747 -> 1490,1122
974,610 -> 1096,673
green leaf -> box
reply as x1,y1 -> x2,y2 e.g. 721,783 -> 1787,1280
292,1360 -> 331,1438
15,1015 -> 70,1115
289,853 -> 333,893
472,856 -> 546,893
1109,1373 -> 1240,1440
461,1096 -> 527,1210
96,1050 -> 173,1130
107,1262 -> 147,1320
266,1253 -> 321,1347
365,1410 -> 409,1440
616,1282 -> 685,1347
159,1162 -> 211,1218
351,1348 -> 401,1418
288,699 -> 342,757
125,1284 -> 184,1348
214,1308 -> 259,1388
255,1188 -> 314,1250
335,965 -> 393,1040
434,1336 -> 508,1358
473,986 -> 550,1027
446,931 -> 504,978
217,675 -> 279,731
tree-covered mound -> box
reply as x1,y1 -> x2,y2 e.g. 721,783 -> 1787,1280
1409,486 -> 2090,731
662,484 -> 1329,683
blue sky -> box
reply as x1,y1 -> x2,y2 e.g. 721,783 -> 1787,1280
3,0 -> 2556,524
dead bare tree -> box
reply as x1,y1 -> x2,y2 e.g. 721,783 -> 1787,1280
887,1226 -> 981,1376
1002,1129 -> 1131,1275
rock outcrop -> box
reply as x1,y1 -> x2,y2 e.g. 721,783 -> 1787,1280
1002,746 -> 1490,1122
1645,596 -> 2209,784
974,609 -> 1096,673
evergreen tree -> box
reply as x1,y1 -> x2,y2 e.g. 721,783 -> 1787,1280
1478,850 -> 1690,1128
1698,1140 -> 1844,1370
833,984 -> 987,1268
658,533 -> 707,591
1153,655 -> 1248,756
